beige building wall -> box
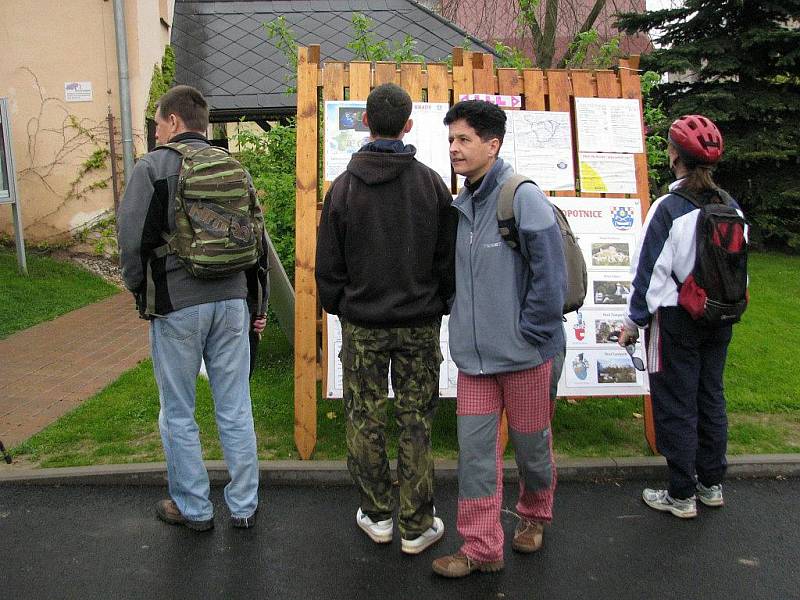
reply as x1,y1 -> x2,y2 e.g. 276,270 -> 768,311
0,0 -> 174,242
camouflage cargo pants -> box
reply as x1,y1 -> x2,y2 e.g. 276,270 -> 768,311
339,319 -> 442,539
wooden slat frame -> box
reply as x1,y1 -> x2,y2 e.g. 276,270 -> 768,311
294,46 -> 653,458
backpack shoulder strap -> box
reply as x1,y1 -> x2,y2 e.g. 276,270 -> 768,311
153,141 -> 190,155
497,174 -> 536,250
669,187 -> 703,209
153,141 -> 222,159
714,187 -> 735,207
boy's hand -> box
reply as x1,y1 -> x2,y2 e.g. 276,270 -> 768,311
252,315 -> 267,335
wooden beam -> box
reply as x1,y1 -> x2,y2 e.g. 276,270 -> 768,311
294,45 -> 321,460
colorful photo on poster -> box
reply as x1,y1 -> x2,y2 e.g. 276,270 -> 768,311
592,280 -> 632,305
591,241 -> 630,267
595,318 -> 626,344
338,107 -> 368,131
597,356 -> 637,384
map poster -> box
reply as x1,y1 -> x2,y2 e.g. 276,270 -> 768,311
323,101 -> 450,184
499,111 -> 575,191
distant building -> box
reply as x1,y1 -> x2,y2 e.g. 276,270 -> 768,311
436,0 -> 651,66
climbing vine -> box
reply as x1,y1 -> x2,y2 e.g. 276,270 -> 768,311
15,68 -> 118,246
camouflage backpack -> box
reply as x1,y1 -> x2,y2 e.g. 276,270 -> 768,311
153,141 -> 264,279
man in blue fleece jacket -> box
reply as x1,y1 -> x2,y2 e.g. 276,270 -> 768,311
432,100 -> 566,578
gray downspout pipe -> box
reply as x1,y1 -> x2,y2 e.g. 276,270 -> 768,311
112,0 -> 135,185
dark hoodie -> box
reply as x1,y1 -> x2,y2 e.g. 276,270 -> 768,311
315,142 -> 457,328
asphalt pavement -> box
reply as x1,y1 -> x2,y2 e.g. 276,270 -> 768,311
1,477 -> 798,599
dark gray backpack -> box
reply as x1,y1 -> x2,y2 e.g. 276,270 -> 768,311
497,174 -> 587,314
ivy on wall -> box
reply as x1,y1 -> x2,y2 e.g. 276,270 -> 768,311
146,45 -> 176,119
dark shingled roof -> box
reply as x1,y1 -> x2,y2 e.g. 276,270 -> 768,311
172,0 -> 494,120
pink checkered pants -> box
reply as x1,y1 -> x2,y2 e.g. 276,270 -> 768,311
456,361 -> 556,562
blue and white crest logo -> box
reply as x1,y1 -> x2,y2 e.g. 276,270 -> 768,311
611,206 -> 635,230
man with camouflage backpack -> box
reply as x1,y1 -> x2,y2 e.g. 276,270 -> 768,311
118,85 -> 268,531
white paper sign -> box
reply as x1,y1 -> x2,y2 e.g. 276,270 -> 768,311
325,314 -> 458,398
579,152 -> 638,194
323,101 -> 450,184
575,97 -> 644,153
65,81 -> 93,102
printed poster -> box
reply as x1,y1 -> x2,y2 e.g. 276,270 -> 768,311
575,97 -> 644,154
551,197 -> 649,396
323,101 -> 450,184
579,152 -> 638,194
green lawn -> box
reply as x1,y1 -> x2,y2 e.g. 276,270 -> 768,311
11,252 -> 800,467
0,248 -> 118,339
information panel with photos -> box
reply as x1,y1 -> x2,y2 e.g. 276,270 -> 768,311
551,197 -> 648,396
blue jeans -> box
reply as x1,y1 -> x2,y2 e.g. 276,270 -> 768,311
150,299 -> 258,521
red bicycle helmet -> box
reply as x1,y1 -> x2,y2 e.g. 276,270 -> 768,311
668,115 -> 724,165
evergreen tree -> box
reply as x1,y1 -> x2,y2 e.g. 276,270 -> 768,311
617,1 -> 800,249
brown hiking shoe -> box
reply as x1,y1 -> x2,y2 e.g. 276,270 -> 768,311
512,518 -> 544,553
432,552 -> 504,578
155,499 -> 214,532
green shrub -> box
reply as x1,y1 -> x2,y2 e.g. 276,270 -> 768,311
234,121 -> 297,280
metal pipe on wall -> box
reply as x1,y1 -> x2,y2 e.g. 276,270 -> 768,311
112,0 -> 135,185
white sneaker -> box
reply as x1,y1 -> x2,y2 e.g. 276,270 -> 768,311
401,517 -> 444,555
642,488 -> 697,518
356,508 -> 393,543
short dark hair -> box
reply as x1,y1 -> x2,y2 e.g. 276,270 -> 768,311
365,83 -> 413,138
156,85 -> 209,132
443,100 -> 506,143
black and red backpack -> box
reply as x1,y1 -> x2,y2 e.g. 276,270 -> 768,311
671,187 -> 748,327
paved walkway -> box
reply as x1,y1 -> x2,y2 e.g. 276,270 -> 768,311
0,292 -> 149,448
2,478 -> 798,599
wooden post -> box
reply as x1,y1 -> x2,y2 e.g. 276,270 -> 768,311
294,45 -> 321,459
618,57 -> 657,454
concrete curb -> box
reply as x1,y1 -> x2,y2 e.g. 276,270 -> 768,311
1,455 -> 798,487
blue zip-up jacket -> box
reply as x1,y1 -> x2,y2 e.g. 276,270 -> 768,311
627,180 -> 746,327
448,159 -> 566,375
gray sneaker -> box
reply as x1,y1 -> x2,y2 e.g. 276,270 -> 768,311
642,488 -> 697,518
696,482 -> 724,507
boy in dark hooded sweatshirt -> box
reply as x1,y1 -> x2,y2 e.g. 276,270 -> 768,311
316,83 -> 457,555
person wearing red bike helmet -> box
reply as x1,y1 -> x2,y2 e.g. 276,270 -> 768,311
618,115 -> 747,519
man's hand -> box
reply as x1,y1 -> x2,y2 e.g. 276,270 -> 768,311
252,314 -> 267,335
618,316 -> 640,347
